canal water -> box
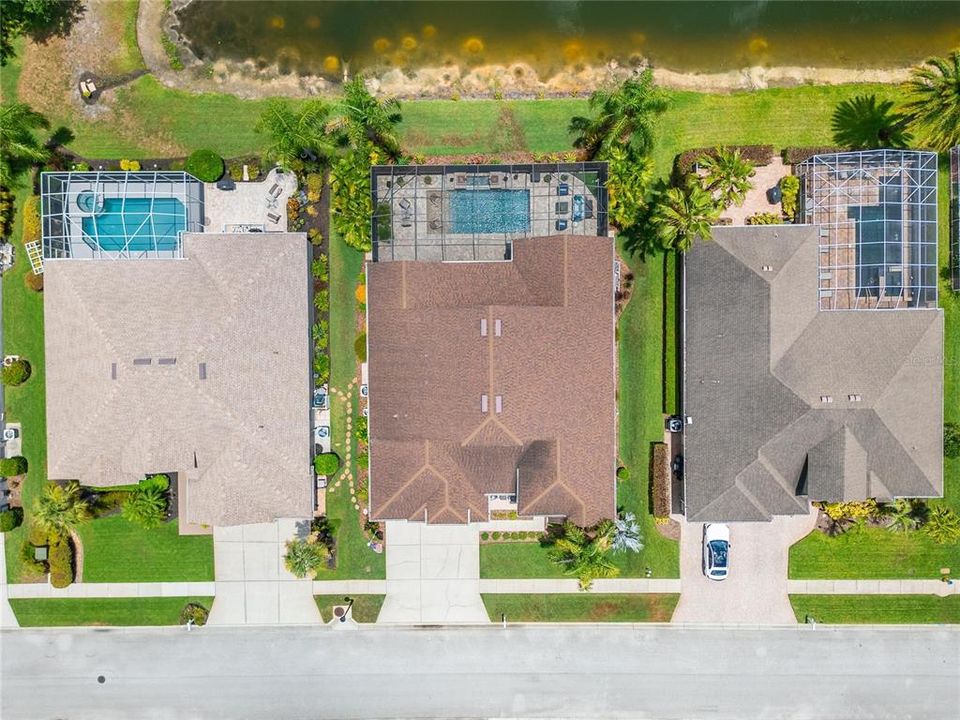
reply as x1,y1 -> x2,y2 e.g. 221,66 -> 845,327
176,0 -> 960,80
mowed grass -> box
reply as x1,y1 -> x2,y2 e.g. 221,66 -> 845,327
75,517 -> 214,583
100,0 -> 144,76
790,595 -> 960,624
482,593 -> 679,623
315,594 -> 385,623
9,596 -> 213,627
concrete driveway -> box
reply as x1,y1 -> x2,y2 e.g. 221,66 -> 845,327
672,507 -> 817,624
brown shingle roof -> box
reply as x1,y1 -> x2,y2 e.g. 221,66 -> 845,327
43,233 -> 313,527
367,235 -> 616,525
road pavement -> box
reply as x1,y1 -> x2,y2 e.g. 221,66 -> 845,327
2,624 -> 957,719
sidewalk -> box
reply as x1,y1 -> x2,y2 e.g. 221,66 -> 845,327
479,578 -> 681,593
0,534 -> 20,627
787,579 -> 960,597
6,581 -> 215,599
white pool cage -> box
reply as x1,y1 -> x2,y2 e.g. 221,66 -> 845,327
951,146 -> 959,291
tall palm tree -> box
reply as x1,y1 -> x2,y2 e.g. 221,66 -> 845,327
32,481 -> 91,540
698,147 -> 757,209
830,95 -> 913,150
254,98 -> 339,169
650,180 -> 720,252
548,522 -> 620,591
0,102 -> 50,187
332,75 -> 403,159
603,143 -> 653,230
903,50 -> 960,152
569,70 -> 668,159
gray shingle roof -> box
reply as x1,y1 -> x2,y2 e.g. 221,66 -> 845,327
683,225 -> 944,522
43,233 -> 313,526
367,235 -> 617,526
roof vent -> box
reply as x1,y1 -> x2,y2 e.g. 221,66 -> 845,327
133,358 -> 152,366
819,395 -> 834,403
848,394 -> 862,402
480,394 -> 488,413
494,319 -> 502,337
480,318 -> 487,337
198,362 -> 207,380
110,363 -> 117,380
495,395 -> 503,413
158,357 -> 176,366
761,264 -> 774,272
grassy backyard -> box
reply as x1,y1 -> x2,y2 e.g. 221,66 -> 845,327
315,594 -> 385,623
790,595 -> 960,625
9,596 -> 213,627
482,593 -> 679,623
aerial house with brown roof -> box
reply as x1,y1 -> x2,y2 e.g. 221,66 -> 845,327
366,163 -> 615,526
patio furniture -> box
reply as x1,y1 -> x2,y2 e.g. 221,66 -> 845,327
555,219 -> 568,231
268,183 -> 283,198
216,177 -> 236,191
558,183 -> 569,196
266,212 -> 282,224
398,198 -> 411,210
429,218 -> 442,230
572,195 -> 584,221
767,185 -> 783,204
555,201 -> 569,214
584,198 -> 594,219
489,175 -> 500,185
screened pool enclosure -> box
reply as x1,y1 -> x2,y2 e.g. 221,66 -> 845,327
952,146 -> 959,291
41,171 -> 204,260
797,150 -> 938,311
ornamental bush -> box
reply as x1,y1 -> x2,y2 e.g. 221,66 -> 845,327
2,359 -> 31,386
48,538 -> 74,588
314,453 -> 340,476
354,416 -> 368,443
924,505 -> 960,545
651,443 -> 670,518
22,195 -> 40,243
0,508 -> 23,532
616,466 -> 630,482
354,333 -> 367,363
779,175 -> 801,221
185,149 -> 225,182
179,602 -> 210,626
0,455 -> 28,476
355,284 -> 366,304
142,473 -> 170,492
24,270 -> 43,292
746,211 -> 784,225
945,423 -> 960,459
357,452 -> 369,470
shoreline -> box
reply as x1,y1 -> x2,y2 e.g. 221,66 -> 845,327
143,0 -> 912,100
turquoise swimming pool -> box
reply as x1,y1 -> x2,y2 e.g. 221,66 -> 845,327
449,189 -> 530,234
81,197 -> 186,252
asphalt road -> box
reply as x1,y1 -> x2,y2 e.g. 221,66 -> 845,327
1,624 -> 958,720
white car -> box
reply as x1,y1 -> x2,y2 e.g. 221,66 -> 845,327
702,523 -> 730,581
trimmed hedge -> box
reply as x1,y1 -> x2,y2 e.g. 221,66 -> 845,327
781,146 -> 846,165
314,453 -> 340,476
779,175 -> 801,221
0,455 -> 28,476
651,442 -> 670,519
2,359 -> 31,386
22,195 -> 40,243
184,149 -> 225,182
673,145 -> 774,180
0,507 -> 23,532
48,538 -> 74,588
746,211 -> 784,225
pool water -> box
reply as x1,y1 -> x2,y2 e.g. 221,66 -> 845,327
81,197 -> 186,252
449,189 -> 530,234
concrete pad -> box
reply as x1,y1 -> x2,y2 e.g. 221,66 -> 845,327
420,545 -> 464,579
241,523 -> 280,543
385,521 -> 422,546
418,525 -> 478,546
207,583 -> 246,625
213,525 -> 244,543
385,544 -> 422,580
243,581 -> 280,624
214,539 -> 246,581
277,582 -> 323,625
242,542 -> 280,582
379,580 -> 422,623
276,517 -> 312,540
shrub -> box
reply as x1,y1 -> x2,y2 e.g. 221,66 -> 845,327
19,539 -> 47,574
480,531 -> 489,541
924,505 -> 960,545
313,354 -> 330,384
161,33 -> 184,71
184,149 -> 225,182
22,195 -> 40,243
0,188 -> 14,239
355,284 -> 366,304
673,145 -> 774,181
314,453 -> 340,476
779,175 -> 800,221
95,490 -> 130,516
119,159 -> 141,171
355,416 -> 368,443
616,466 -> 630,482
0,455 -> 28,476
2,359 -> 31,386
308,228 -> 324,245
330,148 -> 374,253
781,146 -> 846,165
510,531 -> 520,540
944,423 -> 960,459
819,500 -> 879,523
314,288 -> 330,312
71,162 -> 91,171
24,270 -> 43,291
651,442 -> 670,518
354,333 -> 367,363
48,538 -> 74,588
121,484 -> 168,529
0,507 -> 23,532
142,473 -> 170,492
179,602 -> 209,626
284,536 -> 331,578
27,524 -> 49,546
357,452 -> 369,470
312,256 -> 329,281
491,531 -> 501,540
306,173 -> 324,203
746,211 -> 784,225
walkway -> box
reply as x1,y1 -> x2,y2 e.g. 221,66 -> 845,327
0,534 -> 20,627
672,508 -> 818,624
6,581 -> 215,599
208,519 -> 322,626
479,578 -> 681,593
788,579 -> 960,597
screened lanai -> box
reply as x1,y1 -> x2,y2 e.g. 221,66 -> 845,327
796,150 -> 938,311
41,171 -> 204,260
952,146 -> 959,291
371,163 -> 608,262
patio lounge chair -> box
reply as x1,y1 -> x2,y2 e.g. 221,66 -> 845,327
555,201 -> 569,214
555,219 -> 568,231
268,183 -> 283,198
558,183 -> 569,196
398,198 -> 411,210
267,212 -> 282,224
584,198 -> 594,219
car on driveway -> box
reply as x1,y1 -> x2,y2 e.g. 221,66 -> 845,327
702,523 -> 730,581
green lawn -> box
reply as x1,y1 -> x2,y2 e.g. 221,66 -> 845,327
790,595 -> 960,624
482,593 -> 679,623
9,596 -> 213,627
75,517 -> 214,583
315,594 -> 385,623
314,221 -> 385,580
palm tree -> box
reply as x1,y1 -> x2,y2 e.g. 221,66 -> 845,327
284,536 -> 331,579
903,50 -> 960,151
609,512 -> 644,554
120,484 -> 167,529
878,498 -> 929,533
569,70 -> 668,159
0,102 -> 50,187
923,505 -> 960,545
603,143 -> 653,230
254,98 -> 339,169
830,95 -> 912,150
650,180 -> 720,252
331,75 -> 403,159
548,522 -> 620,591
32,481 -> 91,540
698,147 -> 756,209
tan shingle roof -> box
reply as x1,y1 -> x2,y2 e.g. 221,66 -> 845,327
367,235 -> 617,525
43,233 -> 313,526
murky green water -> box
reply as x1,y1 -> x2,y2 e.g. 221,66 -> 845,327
176,0 -> 960,79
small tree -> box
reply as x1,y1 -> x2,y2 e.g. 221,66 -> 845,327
121,484 -> 168,529
924,506 -> 960,545
650,180 -> 720,252
944,423 -> 960,459
0,455 -> 28,476
284,536 -> 331,579
548,522 -> 619,591
2,358 -> 31,386
698,147 -> 756,210
184,149 -> 225,183
0,507 -> 23,532
609,512 -> 643,554
314,453 -> 340,476
879,498 -> 929,533
33,481 -> 91,539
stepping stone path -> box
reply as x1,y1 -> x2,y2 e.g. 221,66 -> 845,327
328,378 -> 361,500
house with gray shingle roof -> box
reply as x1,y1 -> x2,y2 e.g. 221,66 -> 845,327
682,225 -> 944,522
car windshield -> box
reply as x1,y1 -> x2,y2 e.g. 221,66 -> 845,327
709,540 -> 728,567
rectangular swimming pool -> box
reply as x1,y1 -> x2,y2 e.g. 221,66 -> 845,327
449,189 -> 530,234
81,197 -> 186,252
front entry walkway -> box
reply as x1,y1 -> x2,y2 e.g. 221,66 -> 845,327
378,521 -> 488,624
208,519 -> 322,626
672,508 -> 817,624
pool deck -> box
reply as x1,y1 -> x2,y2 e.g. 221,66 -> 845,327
203,168 -> 297,233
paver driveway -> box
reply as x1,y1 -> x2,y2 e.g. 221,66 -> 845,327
672,507 -> 817,624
